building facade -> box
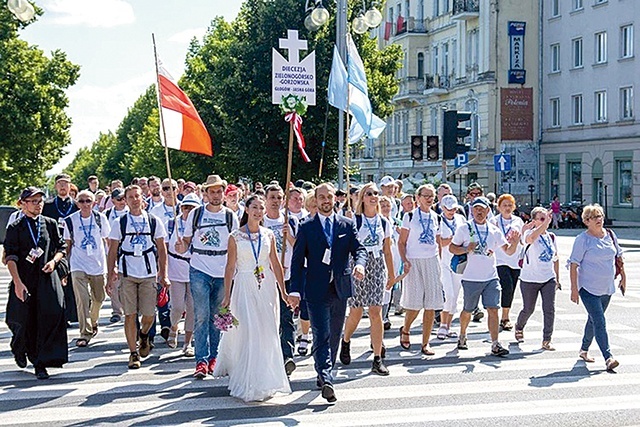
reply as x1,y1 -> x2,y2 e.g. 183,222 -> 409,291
353,0 -> 540,204
541,0 -> 639,221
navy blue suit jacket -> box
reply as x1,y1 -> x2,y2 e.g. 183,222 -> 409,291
290,214 -> 367,303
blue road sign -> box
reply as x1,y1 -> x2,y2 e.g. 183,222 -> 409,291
454,153 -> 469,168
494,154 -> 512,172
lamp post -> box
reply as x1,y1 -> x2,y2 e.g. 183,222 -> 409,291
7,0 -> 35,22
305,0 -> 382,188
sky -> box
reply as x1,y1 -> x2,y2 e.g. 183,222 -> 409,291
18,0 -> 243,173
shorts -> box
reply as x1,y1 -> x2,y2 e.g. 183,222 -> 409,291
119,275 -> 157,317
461,278 -> 501,312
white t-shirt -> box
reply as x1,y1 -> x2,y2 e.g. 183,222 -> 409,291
402,208 -> 440,259
106,207 -> 128,226
263,212 -> 298,281
439,213 -> 467,269
149,202 -> 178,229
289,209 -> 308,221
490,215 -> 524,269
520,230 -> 558,283
451,220 -> 508,282
166,215 -> 191,282
108,212 -> 167,279
355,213 -> 392,256
146,196 -> 164,212
64,211 -> 111,275
183,205 -> 239,278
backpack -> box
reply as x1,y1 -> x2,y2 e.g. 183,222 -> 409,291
355,214 -> 389,235
65,211 -> 103,245
116,213 -> 158,277
191,206 -> 234,235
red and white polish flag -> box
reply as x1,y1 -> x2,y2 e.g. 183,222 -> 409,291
157,61 -> 213,156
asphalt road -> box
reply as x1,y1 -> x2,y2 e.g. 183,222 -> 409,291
1,234 -> 639,426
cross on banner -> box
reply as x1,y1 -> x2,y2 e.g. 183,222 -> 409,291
279,29 -> 307,64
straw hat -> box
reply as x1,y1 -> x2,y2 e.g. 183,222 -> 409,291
202,174 -> 227,190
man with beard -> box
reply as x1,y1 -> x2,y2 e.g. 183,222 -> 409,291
146,176 -> 164,212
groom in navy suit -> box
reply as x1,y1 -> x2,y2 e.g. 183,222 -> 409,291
289,182 -> 367,403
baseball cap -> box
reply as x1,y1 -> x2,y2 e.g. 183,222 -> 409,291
441,194 -> 460,211
471,196 -> 491,208
19,186 -> 45,201
111,188 -> 125,200
379,175 -> 395,187
181,193 -> 201,207
335,188 -> 347,197
225,184 -> 239,196
55,173 -> 71,183
184,181 -> 196,190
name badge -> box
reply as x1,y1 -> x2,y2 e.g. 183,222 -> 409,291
86,245 -> 95,256
26,247 -> 44,264
133,244 -> 143,257
58,217 -> 66,228
322,248 -> 331,265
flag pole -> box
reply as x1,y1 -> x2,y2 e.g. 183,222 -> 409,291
318,101 -> 330,178
152,33 -> 179,223
345,42 -> 351,212
281,118 -> 295,266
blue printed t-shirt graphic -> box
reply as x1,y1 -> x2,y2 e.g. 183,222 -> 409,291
199,217 -> 222,247
129,216 -> 148,248
324,217 -> 332,247
269,224 -> 284,253
472,222 -> 490,256
363,216 -> 379,247
538,234 -> 554,262
418,210 -> 435,245
79,215 -> 97,249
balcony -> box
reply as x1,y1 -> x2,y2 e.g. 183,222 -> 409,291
394,76 -> 427,103
386,16 -> 428,40
424,74 -> 450,96
452,0 -> 479,21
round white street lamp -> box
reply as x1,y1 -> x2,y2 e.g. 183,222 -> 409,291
364,6 -> 383,28
7,0 -> 35,22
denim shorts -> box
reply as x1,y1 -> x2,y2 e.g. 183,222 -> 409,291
461,278 -> 501,312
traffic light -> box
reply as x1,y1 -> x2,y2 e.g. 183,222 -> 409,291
442,110 -> 472,160
411,135 -> 423,161
426,135 -> 439,161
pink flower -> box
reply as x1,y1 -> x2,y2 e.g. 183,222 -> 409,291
214,306 -> 239,332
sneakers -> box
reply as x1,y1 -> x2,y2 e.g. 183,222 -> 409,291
207,358 -> 217,375
138,333 -> 153,358
167,330 -> 178,349
109,314 -> 122,323
298,336 -> 310,356
457,336 -> 468,350
182,344 -> 195,357
193,362 -> 208,379
472,309 -> 484,322
491,342 -> 510,356
128,352 -> 141,369
339,339 -> 351,365
284,358 -> 296,376
606,357 -> 619,371
371,356 -> 389,376
321,383 -> 337,403
383,320 -> 392,331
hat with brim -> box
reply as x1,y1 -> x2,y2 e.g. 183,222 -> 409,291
184,181 -> 196,190
202,174 -> 227,190
19,186 -> 45,201
441,194 -> 460,211
55,173 -> 71,183
181,193 -> 201,207
111,188 -> 125,200
335,189 -> 347,197
471,196 -> 491,208
379,175 -> 395,187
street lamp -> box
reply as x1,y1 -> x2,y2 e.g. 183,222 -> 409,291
7,0 -> 35,22
304,0 -> 383,187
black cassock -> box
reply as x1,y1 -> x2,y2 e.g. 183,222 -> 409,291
4,215 -> 69,368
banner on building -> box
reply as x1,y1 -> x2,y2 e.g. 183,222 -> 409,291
501,87 -> 533,142
508,21 -> 526,84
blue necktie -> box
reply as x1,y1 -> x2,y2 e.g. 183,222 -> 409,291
324,217 -> 332,247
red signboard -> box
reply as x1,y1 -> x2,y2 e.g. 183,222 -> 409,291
501,88 -> 533,141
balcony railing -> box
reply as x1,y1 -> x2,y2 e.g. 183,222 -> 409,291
396,76 -> 427,97
452,0 -> 479,20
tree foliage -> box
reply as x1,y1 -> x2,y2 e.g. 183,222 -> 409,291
0,6 -> 80,204
65,0 -> 401,186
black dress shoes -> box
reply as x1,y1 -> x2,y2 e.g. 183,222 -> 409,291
321,383 -> 337,403
35,366 -> 49,380
15,353 -> 27,369
339,339 -> 351,365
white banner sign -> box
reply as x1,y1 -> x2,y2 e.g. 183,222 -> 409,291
272,29 -> 316,106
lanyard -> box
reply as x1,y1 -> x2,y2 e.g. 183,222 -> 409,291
499,215 -> 512,236
55,197 -> 74,217
27,217 -> 41,247
163,203 -> 175,217
441,215 -> 456,234
79,214 -> 97,249
363,215 -> 378,243
473,221 -> 488,248
418,209 -> 433,235
246,225 -> 261,265
129,214 -> 147,234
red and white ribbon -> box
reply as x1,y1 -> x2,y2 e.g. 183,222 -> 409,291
285,112 -> 311,163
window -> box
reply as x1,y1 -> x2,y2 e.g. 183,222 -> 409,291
573,0 -> 583,10
621,25 -> 634,58
403,112 -> 409,143
572,94 -> 583,124
433,45 -> 439,76
433,0 -> 440,17
395,113 -> 401,144
443,0 -> 450,13
620,86 -> 634,119
550,98 -> 561,127
550,44 -> 560,72
416,109 -> 423,135
595,31 -> 607,64
568,161 -> 583,202
417,53 -> 424,78
616,160 -> 633,205
551,0 -> 559,17
443,43 -> 449,77
572,38 -> 583,68
546,162 -> 560,201
595,90 -> 607,122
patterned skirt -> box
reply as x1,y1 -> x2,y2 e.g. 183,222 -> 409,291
349,251 -> 387,308
400,256 -> 444,311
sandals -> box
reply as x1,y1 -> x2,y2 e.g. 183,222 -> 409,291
436,326 -> 448,340
515,329 -> 524,343
579,351 -> 595,363
399,326 -> 411,350
76,338 -> 88,347
167,330 -> 178,349
541,341 -> 556,351
421,344 -> 435,356
500,319 -> 513,331
606,357 -> 619,371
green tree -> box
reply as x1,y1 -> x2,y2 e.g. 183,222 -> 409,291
0,6 -> 80,204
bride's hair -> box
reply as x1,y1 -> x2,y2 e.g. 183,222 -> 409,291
239,195 -> 265,227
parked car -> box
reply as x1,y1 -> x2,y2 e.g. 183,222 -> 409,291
0,206 -> 18,244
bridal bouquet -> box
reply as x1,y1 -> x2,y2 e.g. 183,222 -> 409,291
214,306 -> 239,332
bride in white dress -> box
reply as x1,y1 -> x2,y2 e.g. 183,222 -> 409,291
214,195 -> 291,402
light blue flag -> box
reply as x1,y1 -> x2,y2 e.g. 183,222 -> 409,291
328,46 -> 348,112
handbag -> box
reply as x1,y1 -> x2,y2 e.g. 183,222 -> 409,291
605,228 -> 624,279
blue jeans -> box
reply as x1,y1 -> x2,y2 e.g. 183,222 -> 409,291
579,288 -> 612,361
189,268 -> 224,364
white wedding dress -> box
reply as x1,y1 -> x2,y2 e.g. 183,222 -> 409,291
213,227 -> 291,402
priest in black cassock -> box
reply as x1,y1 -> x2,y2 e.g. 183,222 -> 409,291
42,173 -> 78,324
5,187 -> 69,379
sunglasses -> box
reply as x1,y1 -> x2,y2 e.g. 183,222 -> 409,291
181,205 -> 196,210
77,199 -> 93,204
469,192 -> 482,197
364,191 -> 379,197
113,197 -> 125,202
162,186 -> 177,191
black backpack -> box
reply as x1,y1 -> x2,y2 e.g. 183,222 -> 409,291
65,211 -> 103,244
116,213 -> 158,277
355,214 -> 389,235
